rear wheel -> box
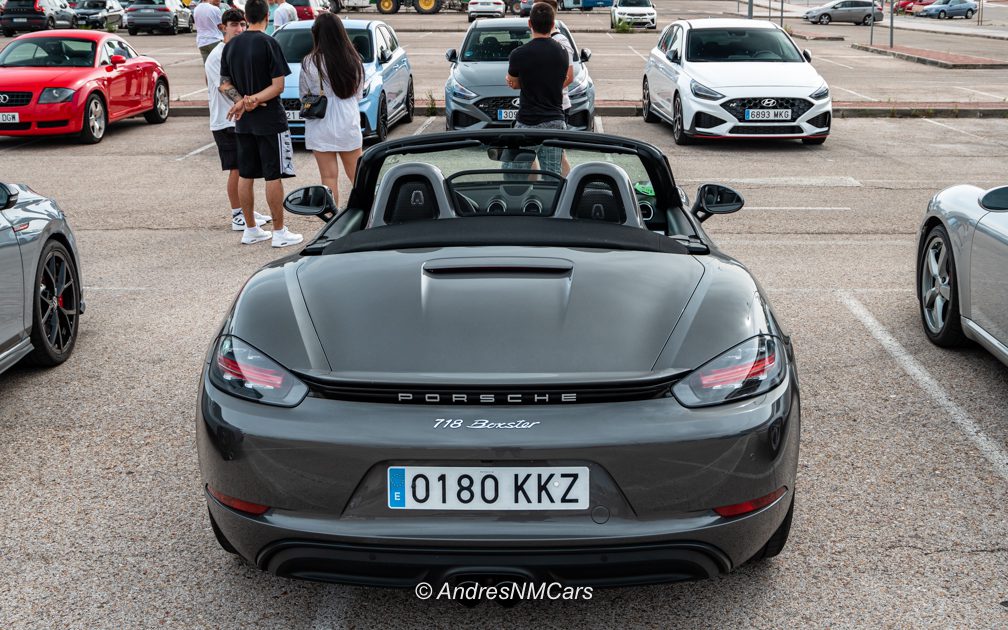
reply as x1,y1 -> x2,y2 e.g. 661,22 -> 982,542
818,13 -> 831,24
749,495 -> 793,562
510,1 -> 520,13
186,16 -> 194,32
414,0 -> 440,13
375,94 -> 389,142
862,14 -> 873,24
965,8 -> 974,17
47,17 -> 56,29
376,0 -> 399,13
2,29 -> 15,37
671,93 -> 692,145
642,78 -> 659,123
938,9 -> 947,17
128,27 -> 137,35
144,79 -> 169,123
79,93 -> 106,144
918,224 -> 966,347
168,16 -> 178,34
28,240 -> 80,367
70,16 -> 79,28
402,78 -> 415,124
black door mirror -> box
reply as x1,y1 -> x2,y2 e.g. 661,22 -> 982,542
284,185 -> 337,221
0,183 -> 17,210
580,48 -> 591,62
803,48 -> 812,62
445,48 -> 458,63
691,184 -> 744,222
378,48 -> 392,64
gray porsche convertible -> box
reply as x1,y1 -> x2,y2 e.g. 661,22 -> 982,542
197,130 -> 801,588
918,184 -> 1008,366
0,182 -> 83,376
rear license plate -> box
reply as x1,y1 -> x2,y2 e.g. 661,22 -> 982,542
388,466 -> 589,510
0,113 -> 19,123
15,17 -> 28,21
497,109 -> 517,121
285,110 -> 302,121
745,108 -> 791,121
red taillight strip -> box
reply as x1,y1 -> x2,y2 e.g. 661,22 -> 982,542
207,485 -> 270,516
714,487 -> 787,518
216,355 -> 284,389
699,353 -> 776,389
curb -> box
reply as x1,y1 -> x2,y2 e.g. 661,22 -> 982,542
789,30 -> 845,41
851,42 -> 1008,68
170,102 -> 1008,119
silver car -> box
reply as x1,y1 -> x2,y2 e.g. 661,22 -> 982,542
125,0 -> 192,35
918,184 -> 1008,366
804,0 -> 883,25
0,182 -> 84,375
444,17 -> 596,131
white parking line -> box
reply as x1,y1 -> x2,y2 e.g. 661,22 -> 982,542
413,116 -> 436,135
746,206 -> 851,211
952,86 -> 1006,100
606,32 -> 614,39
832,86 -> 879,101
83,286 -> 149,291
627,45 -> 647,61
921,118 -> 984,139
175,142 -> 216,161
840,291 -> 1008,483
178,86 -> 209,99
594,116 -> 604,133
816,57 -> 854,70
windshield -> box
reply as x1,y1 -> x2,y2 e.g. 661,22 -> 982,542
686,28 -> 803,63
274,27 -> 373,64
461,24 -> 576,62
81,1 -> 107,7
618,0 -> 651,7
133,0 -> 167,5
0,38 -> 96,67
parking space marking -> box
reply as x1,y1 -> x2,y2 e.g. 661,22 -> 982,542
413,116 -> 436,135
606,32 -> 614,39
178,86 -> 209,99
595,116 -> 604,133
746,206 -> 851,211
83,286 -> 149,291
840,291 -> 1008,483
832,86 -> 879,101
714,176 -> 862,187
175,142 -> 216,161
816,57 -> 854,70
627,45 -> 648,61
953,86 -> 1006,100
921,118 -> 984,140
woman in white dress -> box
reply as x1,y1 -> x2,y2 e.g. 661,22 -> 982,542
299,13 -> 364,205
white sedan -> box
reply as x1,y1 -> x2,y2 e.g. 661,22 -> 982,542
468,0 -> 505,21
610,0 -> 656,30
642,18 -> 832,145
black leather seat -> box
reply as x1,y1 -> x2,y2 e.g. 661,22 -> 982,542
384,175 -> 439,224
571,176 -> 626,224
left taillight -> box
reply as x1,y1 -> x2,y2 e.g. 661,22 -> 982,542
208,335 -> 308,407
671,335 -> 787,408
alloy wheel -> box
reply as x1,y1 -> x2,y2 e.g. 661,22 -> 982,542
920,235 -> 952,333
38,250 -> 79,354
89,97 -> 106,139
155,82 -> 168,119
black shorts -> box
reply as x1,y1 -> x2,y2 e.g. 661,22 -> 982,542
212,128 -> 238,171
235,130 -> 296,181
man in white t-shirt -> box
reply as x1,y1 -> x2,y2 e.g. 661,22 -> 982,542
205,8 -> 272,231
271,0 -> 297,32
194,0 -> 224,63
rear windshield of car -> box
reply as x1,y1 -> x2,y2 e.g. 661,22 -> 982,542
274,27 -> 373,64
4,0 -> 41,6
686,28 -> 803,63
133,0 -> 167,5
0,38 -> 96,68
461,24 -> 576,62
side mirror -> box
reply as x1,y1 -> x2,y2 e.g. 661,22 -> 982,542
579,48 -> 591,62
445,48 -> 458,63
110,54 -> 126,65
666,48 -> 680,64
690,184 -> 744,222
284,185 -> 337,221
0,182 -> 17,211
802,48 -> 812,62
378,48 -> 392,64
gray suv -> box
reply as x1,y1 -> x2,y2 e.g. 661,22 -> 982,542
444,17 -> 596,131
804,0 -> 883,24
125,0 -> 192,35
1,0 -> 78,36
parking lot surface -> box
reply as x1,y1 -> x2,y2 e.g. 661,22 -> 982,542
1,107 -> 1007,626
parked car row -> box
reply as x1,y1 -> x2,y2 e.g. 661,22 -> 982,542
804,0 -> 883,25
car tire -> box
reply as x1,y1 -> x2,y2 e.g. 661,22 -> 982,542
862,14 -> 873,24
2,29 -> 15,37
818,13 -> 831,24
144,79 -> 169,124
27,240 -> 81,367
802,136 -> 826,145
70,16 -> 78,28
128,27 -> 137,35
414,0 -> 440,13
47,17 -> 56,29
938,9 -> 946,17
750,495 -> 793,562
965,8 -> 973,17
671,93 -> 692,145
375,94 -> 389,142
376,0 -> 399,13
186,16 -> 194,32
402,78 -> 414,124
208,508 -> 238,554
79,93 -> 106,144
918,224 -> 966,347
510,1 -> 520,14
642,78 -> 659,123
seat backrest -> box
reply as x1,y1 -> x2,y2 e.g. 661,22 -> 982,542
553,161 -> 643,228
368,163 -> 453,228
572,176 -> 624,224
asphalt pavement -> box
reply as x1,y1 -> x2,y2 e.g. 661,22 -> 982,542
0,107 -> 1007,627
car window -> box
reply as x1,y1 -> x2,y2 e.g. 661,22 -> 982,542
0,38 -> 96,67
374,26 -> 390,55
381,26 -> 399,52
274,27 -> 374,64
668,25 -> 681,58
112,39 -> 132,57
461,24 -> 576,63
656,26 -> 672,52
686,28 -> 804,63
81,1 -> 106,7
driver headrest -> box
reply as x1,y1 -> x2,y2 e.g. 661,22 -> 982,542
385,175 -> 438,225
572,176 -> 625,224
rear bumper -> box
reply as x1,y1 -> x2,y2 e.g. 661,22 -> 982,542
0,16 -> 48,31
128,16 -> 174,28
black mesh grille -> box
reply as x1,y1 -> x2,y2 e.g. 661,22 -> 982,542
807,112 -> 831,129
693,112 -> 727,129
730,125 -> 803,135
721,97 -> 812,123
0,92 -> 33,107
452,111 -> 481,128
37,120 -> 70,128
475,96 -> 519,119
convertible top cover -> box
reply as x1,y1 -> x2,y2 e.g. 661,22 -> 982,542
321,216 -> 691,255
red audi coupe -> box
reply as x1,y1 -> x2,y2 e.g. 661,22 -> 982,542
0,29 -> 169,143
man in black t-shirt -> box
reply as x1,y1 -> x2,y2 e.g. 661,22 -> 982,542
219,0 -> 302,248
506,2 -> 572,173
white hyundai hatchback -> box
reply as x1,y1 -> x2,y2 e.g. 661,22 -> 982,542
642,19 -> 832,145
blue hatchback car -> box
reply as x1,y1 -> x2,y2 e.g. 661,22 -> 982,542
273,18 -> 414,143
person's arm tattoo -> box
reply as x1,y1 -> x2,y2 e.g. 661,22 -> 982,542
219,76 -> 242,104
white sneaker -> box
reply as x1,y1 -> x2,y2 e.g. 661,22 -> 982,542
231,212 -> 273,231
241,225 -> 272,244
271,227 -> 304,248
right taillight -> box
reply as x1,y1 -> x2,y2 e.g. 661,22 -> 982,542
208,335 -> 308,407
672,336 -> 787,408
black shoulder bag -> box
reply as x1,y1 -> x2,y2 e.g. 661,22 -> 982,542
300,58 -> 328,119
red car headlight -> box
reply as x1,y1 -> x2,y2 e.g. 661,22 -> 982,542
672,336 -> 787,408
208,335 -> 308,407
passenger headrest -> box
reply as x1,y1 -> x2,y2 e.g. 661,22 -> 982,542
385,175 -> 438,224
572,175 -> 625,224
